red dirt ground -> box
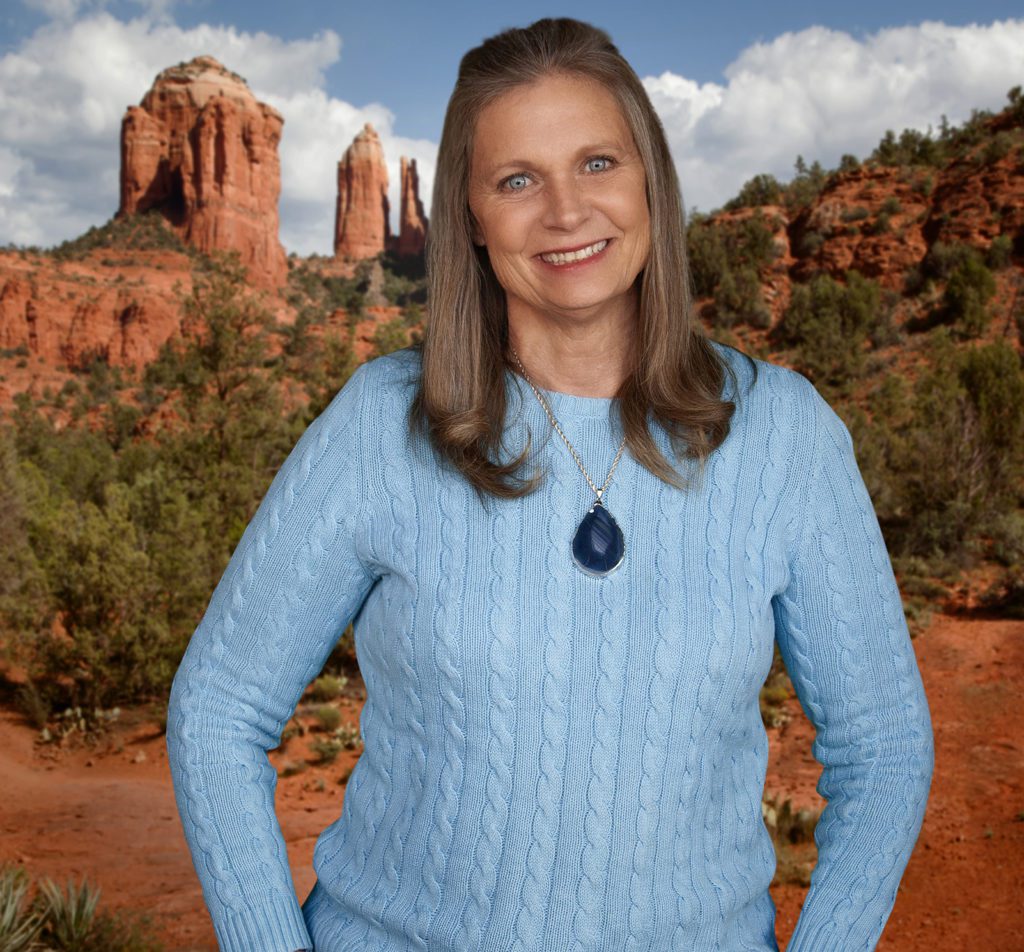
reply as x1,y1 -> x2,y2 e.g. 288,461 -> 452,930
2,610 -> 1022,951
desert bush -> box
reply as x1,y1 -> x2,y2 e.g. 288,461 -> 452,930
713,266 -> 771,329
893,333 -> 1024,561
310,736 -> 344,765
943,253 -> 996,338
979,568 -> 1024,618
986,234 -> 1014,270
724,173 -> 783,210
314,704 -> 342,733
0,864 -> 163,952
49,211 -> 190,261
686,211 -> 777,330
867,211 -> 892,235
772,270 -> 889,392
783,156 -> 827,213
372,316 -> 411,357
310,674 -> 347,702
922,241 -> 975,282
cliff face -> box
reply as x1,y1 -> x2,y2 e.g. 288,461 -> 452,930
395,156 -> 428,258
334,124 -> 391,260
118,55 -> 287,288
0,249 -> 193,407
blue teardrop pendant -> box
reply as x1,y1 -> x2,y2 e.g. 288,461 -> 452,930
572,499 -> 625,577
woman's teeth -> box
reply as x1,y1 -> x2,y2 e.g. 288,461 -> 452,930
539,239 -> 608,265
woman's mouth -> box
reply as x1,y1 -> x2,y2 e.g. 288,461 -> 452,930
537,239 -> 610,266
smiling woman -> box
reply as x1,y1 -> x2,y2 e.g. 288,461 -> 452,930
166,16 -> 934,952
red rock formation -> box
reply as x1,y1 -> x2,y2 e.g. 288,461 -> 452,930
334,124 -> 391,260
394,156 -> 428,257
789,164 -> 931,289
117,55 -> 287,288
0,249 -> 192,408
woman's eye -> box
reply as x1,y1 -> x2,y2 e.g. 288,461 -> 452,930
503,173 -> 530,191
586,157 -> 612,172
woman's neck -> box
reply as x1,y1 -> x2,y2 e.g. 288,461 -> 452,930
506,307 -> 637,399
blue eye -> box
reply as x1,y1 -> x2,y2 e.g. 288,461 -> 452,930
587,157 -> 612,172
503,173 -> 530,191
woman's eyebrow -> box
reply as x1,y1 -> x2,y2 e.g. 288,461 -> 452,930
482,143 -> 629,177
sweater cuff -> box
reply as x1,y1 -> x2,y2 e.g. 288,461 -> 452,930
783,883 -> 889,952
212,894 -> 312,952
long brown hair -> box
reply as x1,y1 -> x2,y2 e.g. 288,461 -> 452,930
408,16 -> 755,501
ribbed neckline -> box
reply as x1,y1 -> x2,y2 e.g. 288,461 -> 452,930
505,369 -> 618,421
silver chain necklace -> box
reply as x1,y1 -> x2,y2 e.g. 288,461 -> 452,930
510,347 -> 627,577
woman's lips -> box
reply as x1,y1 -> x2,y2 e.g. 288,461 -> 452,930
536,238 -> 612,268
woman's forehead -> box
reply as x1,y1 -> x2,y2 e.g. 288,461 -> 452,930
470,74 -> 635,170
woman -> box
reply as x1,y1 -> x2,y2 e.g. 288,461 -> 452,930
166,17 -> 934,952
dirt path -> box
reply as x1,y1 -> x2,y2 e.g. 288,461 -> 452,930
1,611 -> 1022,951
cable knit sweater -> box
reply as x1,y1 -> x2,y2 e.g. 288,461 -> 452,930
166,341 -> 934,952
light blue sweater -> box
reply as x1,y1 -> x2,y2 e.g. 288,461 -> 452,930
166,341 -> 934,952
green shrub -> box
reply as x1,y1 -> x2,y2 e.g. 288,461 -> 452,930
687,210 -> 778,300
986,234 -> 1013,270
724,173 -> 783,210
893,334 -> 1024,561
772,270 -> 889,390
797,230 -> 824,258
49,211 -> 190,261
713,266 -> 771,329
372,316 -> 410,357
867,211 -> 891,235
912,173 -> 935,197
943,254 -> 996,338
981,131 -> 1015,165
922,241 -> 975,281
311,736 -> 344,765
0,864 -> 163,952
314,704 -> 342,732
310,674 -> 346,702
841,206 -> 870,223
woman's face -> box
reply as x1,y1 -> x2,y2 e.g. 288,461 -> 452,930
467,72 -> 651,326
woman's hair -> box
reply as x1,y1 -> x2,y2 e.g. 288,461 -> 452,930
408,16 -> 756,501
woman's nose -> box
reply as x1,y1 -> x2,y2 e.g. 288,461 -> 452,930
541,175 -> 589,231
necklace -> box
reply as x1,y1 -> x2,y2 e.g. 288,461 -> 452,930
509,347 -> 627,578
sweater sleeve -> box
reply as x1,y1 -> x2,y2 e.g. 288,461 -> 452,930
165,363 -> 378,952
771,377 -> 935,952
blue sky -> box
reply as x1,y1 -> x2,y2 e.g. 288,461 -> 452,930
1,1 -> 1022,253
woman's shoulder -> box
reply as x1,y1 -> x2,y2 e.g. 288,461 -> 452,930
707,338 -> 816,411
357,344 -> 422,391
339,345 -> 422,412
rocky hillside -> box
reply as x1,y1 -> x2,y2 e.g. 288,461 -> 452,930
688,89 -> 1023,367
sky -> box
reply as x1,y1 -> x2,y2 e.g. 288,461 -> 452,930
1,0 -> 1023,256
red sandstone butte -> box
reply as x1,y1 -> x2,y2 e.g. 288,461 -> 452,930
118,55 -> 288,289
395,156 -> 428,258
334,124 -> 391,261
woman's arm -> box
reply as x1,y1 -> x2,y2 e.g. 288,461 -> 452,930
166,363 -> 378,952
771,377 -> 935,951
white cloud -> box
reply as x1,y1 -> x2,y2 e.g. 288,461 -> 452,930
644,19 -> 1024,213
0,8 -> 436,254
